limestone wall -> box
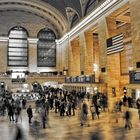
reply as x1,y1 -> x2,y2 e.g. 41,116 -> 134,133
0,42 -> 7,72
130,0 -> 140,71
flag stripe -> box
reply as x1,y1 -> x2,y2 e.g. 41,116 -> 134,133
107,48 -> 124,55
107,42 -> 123,50
107,47 -> 123,53
113,33 -> 123,39
107,33 -> 124,55
112,37 -> 123,43
107,45 -> 123,52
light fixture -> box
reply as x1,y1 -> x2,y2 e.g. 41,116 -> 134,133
93,64 -> 98,72
128,67 -> 133,71
1,82 -> 4,85
94,87 -> 98,91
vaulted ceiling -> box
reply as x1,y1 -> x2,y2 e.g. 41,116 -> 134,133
0,0 -> 105,38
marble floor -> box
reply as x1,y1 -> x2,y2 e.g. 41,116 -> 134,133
0,106 -> 140,140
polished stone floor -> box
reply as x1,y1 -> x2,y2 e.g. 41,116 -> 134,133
0,105 -> 140,140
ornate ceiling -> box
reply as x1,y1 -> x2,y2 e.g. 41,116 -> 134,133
0,0 -> 104,38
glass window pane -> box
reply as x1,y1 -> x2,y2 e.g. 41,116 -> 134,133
9,57 -> 27,60
8,48 -> 28,52
8,26 -> 28,67
9,30 -> 27,38
9,61 -> 27,66
37,28 -> 56,67
8,52 -> 27,56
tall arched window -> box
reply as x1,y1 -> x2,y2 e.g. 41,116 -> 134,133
71,14 -> 79,28
37,28 -> 56,67
8,26 -> 28,66
84,0 -> 97,16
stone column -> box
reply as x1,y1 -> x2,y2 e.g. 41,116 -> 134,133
106,17 -> 121,109
56,43 -> 61,73
93,34 -> 100,82
98,16 -> 122,110
84,31 -> 100,82
0,41 -> 8,72
28,42 -> 37,72
130,0 -> 140,71
69,38 -> 80,76
84,31 -> 94,75
58,38 -> 69,73
79,32 -> 86,74
98,17 -> 108,83
68,39 -> 73,76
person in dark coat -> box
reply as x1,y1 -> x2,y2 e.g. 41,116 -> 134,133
138,108 -> 140,120
15,106 -> 22,123
8,103 -> 15,121
136,98 -> 140,109
95,104 -> 100,119
68,101 -> 72,116
124,110 -> 132,130
40,107 -> 47,128
123,95 -> 127,106
60,101 -> 65,116
127,96 -> 132,108
54,98 -> 59,113
13,125 -> 24,140
22,99 -> 26,109
71,100 -> 75,116
27,105 -> 33,124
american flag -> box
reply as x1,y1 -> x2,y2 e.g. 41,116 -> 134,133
107,33 -> 124,55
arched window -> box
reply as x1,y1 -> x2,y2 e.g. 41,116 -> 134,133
8,26 -> 28,66
37,28 -> 56,67
71,14 -> 79,28
84,0 -> 97,16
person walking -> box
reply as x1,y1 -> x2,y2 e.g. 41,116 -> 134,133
65,101 -> 69,116
13,124 -> 24,140
71,100 -> 75,116
27,105 -> 33,124
127,96 -> 132,108
8,103 -> 15,121
90,105 -> 95,120
22,99 -> 27,109
124,109 -> 132,130
15,106 -> 22,123
138,108 -> 140,121
95,104 -> 100,119
39,107 -> 47,129
123,95 -> 127,106
81,101 -> 89,126
136,98 -> 140,109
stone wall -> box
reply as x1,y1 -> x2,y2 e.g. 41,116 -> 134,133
130,0 -> 140,71
69,38 -> 80,76
0,42 -> 7,72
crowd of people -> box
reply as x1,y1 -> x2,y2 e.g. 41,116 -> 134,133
0,87 -> 108,128
31,88 -> 109,128
1,86 -> 140,139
